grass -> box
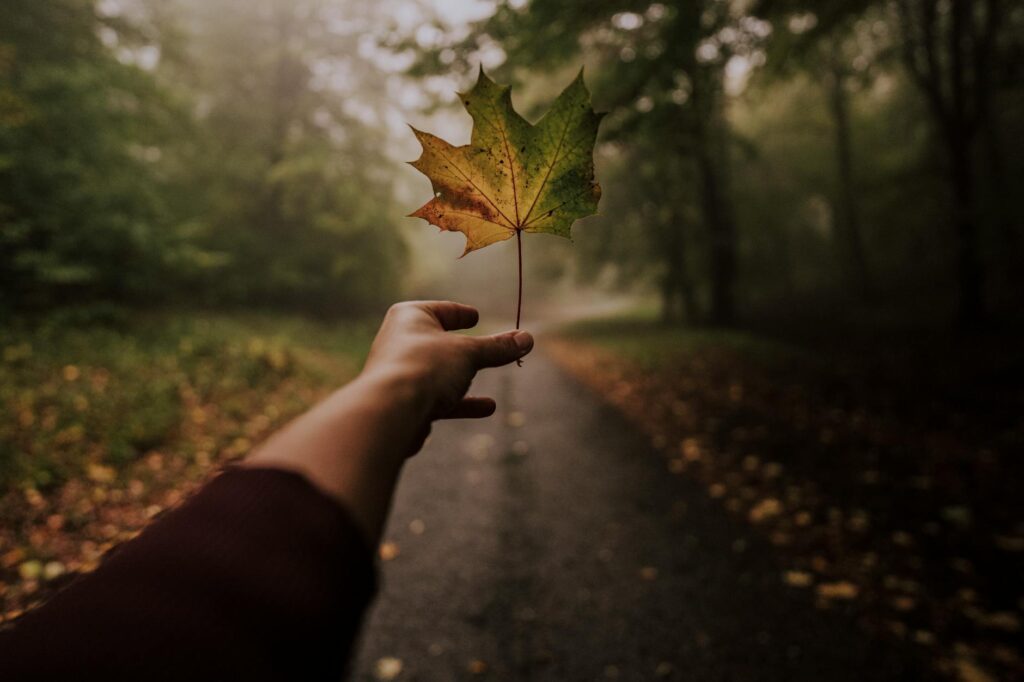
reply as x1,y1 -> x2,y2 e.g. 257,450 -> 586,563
0,312 -> 376,491
556,310 -> 802,370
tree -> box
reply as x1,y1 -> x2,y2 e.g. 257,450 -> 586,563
473,0 -> 751,325
163,0 -> 407,313
576,125 -> 702,324
761,3 -> 884,301
823,38 -> 872,300
0,0 -> 183,311
894,0 -> 1001,326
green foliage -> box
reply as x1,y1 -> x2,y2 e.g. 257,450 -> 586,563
559,311 -> 798,370
162,0 -> 407,314
466,1 -> 754,324
459,1 -> 1024,324
0,0 -> 407,316
0,313 -> 374,491
0,0 -> 185,310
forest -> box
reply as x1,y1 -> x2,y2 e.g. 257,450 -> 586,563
2,0 -> 1022,326
1,1 -> 1022,680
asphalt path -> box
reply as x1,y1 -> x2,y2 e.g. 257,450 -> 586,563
351,349 -> 927,681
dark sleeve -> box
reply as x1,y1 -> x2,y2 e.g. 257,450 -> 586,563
0,465 -> 378,681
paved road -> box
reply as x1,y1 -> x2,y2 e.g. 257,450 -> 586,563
351,350 -> 927,681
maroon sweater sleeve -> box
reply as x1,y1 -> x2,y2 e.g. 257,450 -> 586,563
0,465 -> 378,681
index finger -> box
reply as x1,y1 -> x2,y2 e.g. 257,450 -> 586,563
415,301 -> 480,331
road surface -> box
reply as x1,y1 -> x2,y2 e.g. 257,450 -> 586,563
351,350 -> 927,681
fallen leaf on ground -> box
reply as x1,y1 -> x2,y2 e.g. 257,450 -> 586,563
783,570 -> 813,587
993,535 -> 1024,552
749,498 -> 782,523
639,566 -> 659,581
817,581 -> 859,600
955,658 -> 996,682
374,657 -> 403,680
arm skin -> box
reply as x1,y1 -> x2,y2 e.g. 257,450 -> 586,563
0,301 -> 532,680
242,300 -> 534,545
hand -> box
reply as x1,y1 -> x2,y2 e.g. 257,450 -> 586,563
243,301 -> 533,543
362,301 -> 534,423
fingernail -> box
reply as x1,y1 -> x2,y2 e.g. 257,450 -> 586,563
513,331 -> 533,353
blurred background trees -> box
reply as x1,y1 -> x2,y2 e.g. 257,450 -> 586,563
441,0 -> 1024,328
161,0 -> 406,313
0,0 -> 406,317
2,5 -> 1021,675
1,0 -> 1022,328
0,0 -> 183,310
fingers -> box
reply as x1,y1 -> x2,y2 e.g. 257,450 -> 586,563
466,330 -> 534,369
410,301 -> 480,331
441,396 -> 497,420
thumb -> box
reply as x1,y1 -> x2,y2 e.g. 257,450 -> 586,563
467,330 -> 534,369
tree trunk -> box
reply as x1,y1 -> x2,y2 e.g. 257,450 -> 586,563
982,117 -> 1021,303
697,150 -> 736,325
660,270 -> 680,325
948,133 -> 984,327
896,0 -> 994,327
947,0 -> 985,327
826,59 -> 871,301
659,213 -> 698,325
976,0 -> 1017,309
692,76 -> 736,327
678,268 -> 698,324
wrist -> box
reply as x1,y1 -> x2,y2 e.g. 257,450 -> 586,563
351,362 -> 432,426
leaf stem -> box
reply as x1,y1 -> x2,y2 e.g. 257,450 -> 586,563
516,228 -> 523,330
515,228 -> 523,367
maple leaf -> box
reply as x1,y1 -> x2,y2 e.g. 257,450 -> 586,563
407,68 -> 602,328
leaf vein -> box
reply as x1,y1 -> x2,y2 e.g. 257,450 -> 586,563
435,146 -> 517,228
521,111 -> 577,225
522,183 -> 596,229
446,210 -> 516,231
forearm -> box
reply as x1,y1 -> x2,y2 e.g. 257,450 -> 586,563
242,365 -> 430,544
0,467 -> 377,680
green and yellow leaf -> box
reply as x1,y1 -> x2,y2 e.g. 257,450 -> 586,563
408,68 -> 603,255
